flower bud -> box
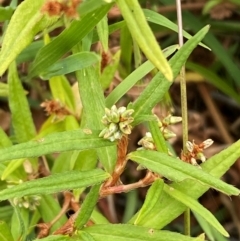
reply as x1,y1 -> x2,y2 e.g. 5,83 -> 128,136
119,122 -> 132,134
111,105 -> 118,112
114,131 -> 122,140
105,107 -> 111,119
99,128 -> 108,138
186,141 -> 194,152
101,116 -> 110,125
109,122 -> 118,133
142,140 -> 155,150
158,120 -> 163,128
117,106 -> 127,115
168,116 -> 182,125
121,109 -> 134,119
163,129 -> 176,139
111,111 -> 120,123
202,139 -> 214,149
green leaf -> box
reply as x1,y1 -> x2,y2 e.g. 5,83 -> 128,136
105,44 -> 178,108
71,150 -> 98,171
0,128 -> 12,148
106,60 -> 154,108
132,25 -> 210,118
134,179 -> 164,225
41,52 -> 100,79
143,9 -> 209,50
0,169 -> 109,201
64,115 -> 79,130
51,152 -> 72,174
163,183 -> 229,237
37,118 -> 65,138
120,25 -> 133,77
97,15 -> 108,52
128,150 -> 240,196
0,129 -> 115,162
8,61 -> 36,143
49,75 -> 76,111
34,235 -> 70,241
148,119 -> 168,153
11,206 -> 28,241
0,82 -> 9,97
0,0 -> 59,76
78,0 -> 109,16
186,61 -> 240,103
29,3 -> 112,77
1,158 -> 25,180
16,40 -> 44,64
130,140 -> 240,229
202,0 -> 220,14
193,211 -> 228,241
132,114 -> 158,127
116,0 -> 172,81
79,224 -> 204,241
0,6 -> 14,21
92,20 -> 126,44
91,209 -> 109,224
0,221 -> 14,241
75,184 -> 101,229
76,66 -> 117,173
0,205 -> 13,223
122,190 -> 138,223
100,50 -> 121,90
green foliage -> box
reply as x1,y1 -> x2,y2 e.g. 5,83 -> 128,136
0,0 -> 239,240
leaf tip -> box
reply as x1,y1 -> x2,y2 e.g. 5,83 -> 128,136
164,68 -> 173,82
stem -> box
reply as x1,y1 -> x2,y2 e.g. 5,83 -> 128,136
176,0 -> 190,236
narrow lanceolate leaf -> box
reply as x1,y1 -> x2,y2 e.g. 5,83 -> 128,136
128,150 -> 240,196
134,179 -> 164,225
105,45 -> 178,108
75,184 -> 101,229
49,75 -> 76,112
0,6 -> 14,21
0,221 -> 14,241
97,15 -> 109,52
8,61 -> 36,143
132,25 -> 210,118
34,236 -> 70,241
0,129 -> 115,163
79,224 -> 204,241
1,159 -> 25,180
100,50 -> 121,90
163,184 -> 229,237
41,52 -> 100,79
0,169 -> 109,201
129,140 -> 240,229
116,0 -> 173,81
0,0 -> 59,76
76,66 -> 117,173
148,120 -> 168,153
143,9 -> 209,50
0,128 -> 12,148
0,82 -> 9,97
30,4 -> 112,78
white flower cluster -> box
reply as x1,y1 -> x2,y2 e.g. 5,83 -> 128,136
99,105 -> 134,142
